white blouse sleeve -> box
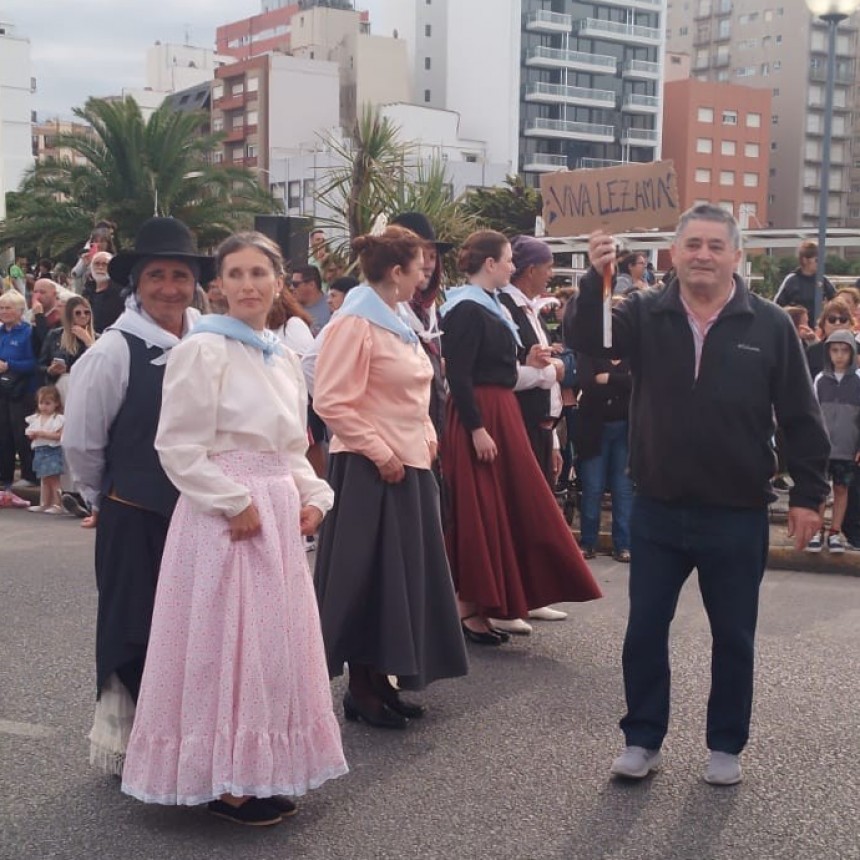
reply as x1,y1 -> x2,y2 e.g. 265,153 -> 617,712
278,316 -> 316,357
155,336 -> 252,518
281,349 -> 334,515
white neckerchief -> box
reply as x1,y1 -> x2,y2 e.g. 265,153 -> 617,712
396,301 -> 442,345
109,301 -> 201,365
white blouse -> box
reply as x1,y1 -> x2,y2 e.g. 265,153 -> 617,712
154,332 -> 334,519
273,316 -> 315,357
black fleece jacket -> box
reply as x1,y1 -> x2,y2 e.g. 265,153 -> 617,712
568,270 -> 830,511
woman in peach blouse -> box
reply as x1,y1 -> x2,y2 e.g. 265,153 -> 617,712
313,226 -> 468,730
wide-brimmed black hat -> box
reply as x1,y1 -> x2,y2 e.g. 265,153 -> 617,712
390,211 -> 454,254
108,217 -> 216,287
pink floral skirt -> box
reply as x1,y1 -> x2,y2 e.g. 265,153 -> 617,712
121,451 -> 348,806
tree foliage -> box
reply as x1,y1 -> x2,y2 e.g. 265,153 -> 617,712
0,97 -> 279,260
460,175 -> 542,238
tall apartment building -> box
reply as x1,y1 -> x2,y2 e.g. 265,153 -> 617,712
666,0 -> 858,229
662,78 -> 770,225
370,0 -> 666,180
0,22 -> 35,221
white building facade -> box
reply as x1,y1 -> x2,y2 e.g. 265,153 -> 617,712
0,23 -> 35,220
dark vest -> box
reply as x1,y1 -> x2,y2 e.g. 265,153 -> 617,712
498,292 -> 552,429
102,332 -> 179,518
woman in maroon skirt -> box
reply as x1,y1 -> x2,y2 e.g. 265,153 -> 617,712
439,230 -> 602,645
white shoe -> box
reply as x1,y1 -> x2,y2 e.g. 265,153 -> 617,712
43,504 -> 64,515
489,618 -> 533,635
527,606 -> 568,621
610,746 -> 662,779
704,751 -> 742,785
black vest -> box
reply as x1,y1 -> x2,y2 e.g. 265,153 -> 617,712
102,332 -> 179,518
498,292 -> 552,429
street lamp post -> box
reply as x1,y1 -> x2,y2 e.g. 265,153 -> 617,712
805,0 -> 860,322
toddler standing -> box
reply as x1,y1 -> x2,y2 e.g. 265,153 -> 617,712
24,385 -> 65,513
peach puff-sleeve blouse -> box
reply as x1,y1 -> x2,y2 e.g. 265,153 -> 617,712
313,314 -> 437,470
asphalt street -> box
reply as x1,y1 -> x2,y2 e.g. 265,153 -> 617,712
1,509 -> 859,860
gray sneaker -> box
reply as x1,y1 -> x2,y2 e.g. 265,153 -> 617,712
704,751 -> 742,786
610,746 -> 662,779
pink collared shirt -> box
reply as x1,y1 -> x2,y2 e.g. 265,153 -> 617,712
679,285 -> 736,379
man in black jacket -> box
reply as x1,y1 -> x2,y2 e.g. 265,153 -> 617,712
570,204 -> 830,786
774,239 -> 835,324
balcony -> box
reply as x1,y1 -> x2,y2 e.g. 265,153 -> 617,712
573,18 -> 662,46
621,93 -> 660,114
525,81 -> 616,109
577,157 -> 624,169
620,127 -> 659,147
622,59 -> 660,80
524,117 -> 615,143
809,67 -> 854,84
223,126 -> 247,144
597,0 -> 662,10
525,9 -> 572,33
214,92 -> 246,112
526,45 -> 617,75
522,152 -> 569,172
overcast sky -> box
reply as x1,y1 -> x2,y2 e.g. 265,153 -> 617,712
4,0 -> 382,119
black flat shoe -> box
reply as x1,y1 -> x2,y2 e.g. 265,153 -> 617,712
343,691 -> 409,729
461,622 -> 503,646
207,798 -> 282,826
267,796 -> 298,817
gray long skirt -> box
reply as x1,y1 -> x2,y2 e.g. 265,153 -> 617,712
314,452 -> 468,691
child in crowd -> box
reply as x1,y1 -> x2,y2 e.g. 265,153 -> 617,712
808,330 -> 860,553
24,385 -> 65,513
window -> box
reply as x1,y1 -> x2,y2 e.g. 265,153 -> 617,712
772,115 -> 779,126
212,150 -> 224,164
719,201 -> 734,214
695,168 -> 712,183
698,106 -> 714,123
718,19 -> 730,38
424,89 -> 431,102
744,142 -> 760,158
696,137 -> 713,153
722,110 -> 738,125
425,57 -> 431,70
213,84 -> 224,100
232,115 -> 244,129
246,143 -> 257,158
246,110 -> 258,125
247,77 -> 259,93
719,170 -> 735,185
746,112 -> 761,128
743,173 -> 759,187
721,140 -> 736,156
213,116 -> 224,132
303,178 -> 315,199
425,24 -> 432,36
760,63 -> 769,76
232,146 -> 243,161
288,181 -> 301,209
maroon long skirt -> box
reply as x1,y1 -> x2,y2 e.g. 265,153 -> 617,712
442,386 -> 602,619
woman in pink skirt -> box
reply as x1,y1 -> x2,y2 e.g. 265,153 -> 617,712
121,232 -> 348,827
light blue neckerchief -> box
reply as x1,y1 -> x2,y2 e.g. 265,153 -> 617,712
189,315 -> 285,365
338,284 -> 419,346
439,284 -> 523,347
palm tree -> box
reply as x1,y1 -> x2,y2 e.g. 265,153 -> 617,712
461,175 -> 542,237
314,105 -> 474,266
1,97 -> 278,260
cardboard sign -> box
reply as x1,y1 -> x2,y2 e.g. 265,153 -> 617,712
540,160 -> 680,237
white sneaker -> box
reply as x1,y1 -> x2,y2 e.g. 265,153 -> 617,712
827,533 -> 845,554
527,606 -> 568,621
805,533 -> 823,553
704,751 -> 742,786
28,505 -> 46,513
610,746 -> 662,779
489,618 -> 533,635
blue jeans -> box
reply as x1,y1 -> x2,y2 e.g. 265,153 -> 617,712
620,496 -> 769,754
578,420 -> 633,552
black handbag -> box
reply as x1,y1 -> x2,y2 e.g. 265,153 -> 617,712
0,369 -> 28,399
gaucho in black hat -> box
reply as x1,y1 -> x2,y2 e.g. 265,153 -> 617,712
64,217 -> 213,776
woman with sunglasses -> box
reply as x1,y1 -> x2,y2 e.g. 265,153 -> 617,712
807,298 -> 855,380
39,296 -> 95,395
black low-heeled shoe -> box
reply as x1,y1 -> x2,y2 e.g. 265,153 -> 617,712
207,798 -> 282,826
461,621 -> 503,646
343,691 -> 409,729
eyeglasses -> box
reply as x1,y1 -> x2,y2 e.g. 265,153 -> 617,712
73,308 -> 92,316
290,279 -> 308,288
825,315 -> 850,325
